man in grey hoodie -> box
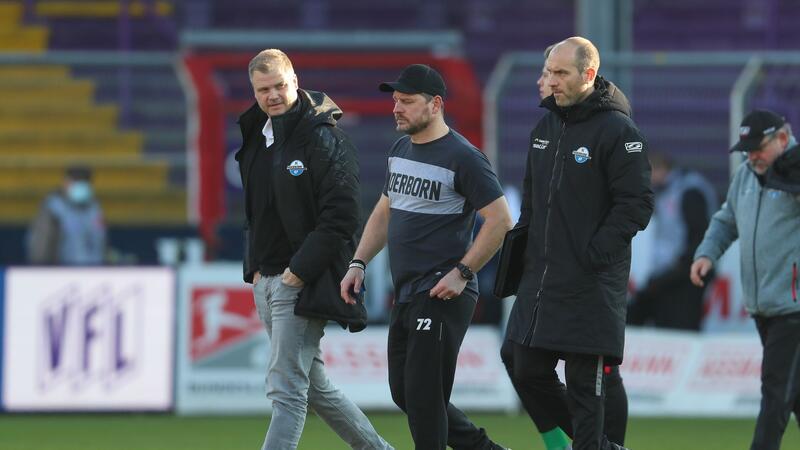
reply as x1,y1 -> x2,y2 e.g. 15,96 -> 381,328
691,109 -> 800,450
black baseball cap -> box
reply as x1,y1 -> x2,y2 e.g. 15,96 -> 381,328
379,64 -> 447,98
730,110 -> 786,153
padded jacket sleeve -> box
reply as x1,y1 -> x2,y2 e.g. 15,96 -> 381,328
289,125 -> 361,283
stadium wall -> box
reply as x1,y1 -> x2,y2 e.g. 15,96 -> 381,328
0,263 -> 763,417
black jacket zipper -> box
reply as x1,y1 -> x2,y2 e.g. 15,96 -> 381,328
524,121 -> 567,344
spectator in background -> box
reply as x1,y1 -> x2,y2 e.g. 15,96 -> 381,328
27,165 -> 106,265
628,152 -> 718,331
691,110 -> 800,450
500,42 -> 630,450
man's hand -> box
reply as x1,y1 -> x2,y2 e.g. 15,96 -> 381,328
281,267 -> 305,288
429,268 -> 467,300
690,257 -> 713,287
340,267 -> 364,305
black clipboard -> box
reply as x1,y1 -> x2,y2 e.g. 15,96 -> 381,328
493,225 -> 528,298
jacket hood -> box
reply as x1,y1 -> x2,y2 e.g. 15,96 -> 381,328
765,143 -> 800,193
294,89 -> 342,130
541,76 -> 631,123
238,88 -> 342,138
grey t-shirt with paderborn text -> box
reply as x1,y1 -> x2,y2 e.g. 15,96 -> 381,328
382,130 -> 504,303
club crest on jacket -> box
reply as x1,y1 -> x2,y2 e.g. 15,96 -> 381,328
287,160 -> 307,176
572,147 -> 591,164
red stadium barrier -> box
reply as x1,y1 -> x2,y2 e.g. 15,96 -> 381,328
181,52 -> 482,249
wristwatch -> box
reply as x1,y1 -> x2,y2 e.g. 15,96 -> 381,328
456,263 -> 474,281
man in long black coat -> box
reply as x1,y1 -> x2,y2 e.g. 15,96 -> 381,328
505,37 -> 653,450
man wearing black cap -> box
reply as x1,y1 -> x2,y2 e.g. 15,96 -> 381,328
691,109 -> 800,450
341,64 -> 513,450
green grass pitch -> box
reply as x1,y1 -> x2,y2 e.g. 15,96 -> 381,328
1,413 -> 798,449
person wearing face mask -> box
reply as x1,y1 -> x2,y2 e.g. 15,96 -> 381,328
504,36 -> 653,450
27,165 -> 106,265
691,110 -> 800,450
628,152 -> 718,331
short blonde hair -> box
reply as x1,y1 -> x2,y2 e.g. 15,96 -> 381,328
248,49 -> 294,79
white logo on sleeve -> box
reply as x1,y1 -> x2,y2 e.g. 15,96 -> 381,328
624,142 -> 643,153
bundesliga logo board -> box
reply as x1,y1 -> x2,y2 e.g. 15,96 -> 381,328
175,264 -> 273,414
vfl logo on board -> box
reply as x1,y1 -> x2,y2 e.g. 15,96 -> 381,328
532,138 -> 549,150
40,283 -> 141,392
287,160 -> 307,176
572,147 -> 591,163
625,142 -> 643,153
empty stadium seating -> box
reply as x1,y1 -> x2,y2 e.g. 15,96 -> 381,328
0,1 -> 185,227
1,0 -> 799,264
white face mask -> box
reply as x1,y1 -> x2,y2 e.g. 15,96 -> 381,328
66,181 -> 92,204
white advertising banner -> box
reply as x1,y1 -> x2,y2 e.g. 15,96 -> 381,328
175,264 -> 516,414
175,266 -> 764,417
621,328 -> 762,417
320,325 -> 517,411
1,267 -> 175,411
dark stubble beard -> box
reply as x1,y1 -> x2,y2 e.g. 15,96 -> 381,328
399,112 -> 432,136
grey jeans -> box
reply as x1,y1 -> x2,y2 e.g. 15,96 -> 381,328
253,274 -> 392,450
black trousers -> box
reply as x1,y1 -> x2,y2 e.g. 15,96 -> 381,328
388,294 -> 493,450
507,343 -> 624,450
751,312 -> 800,450
500,338 -> 628,445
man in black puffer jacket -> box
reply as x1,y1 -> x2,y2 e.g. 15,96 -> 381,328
505,37 -> 653,450
237,49 -> 391,450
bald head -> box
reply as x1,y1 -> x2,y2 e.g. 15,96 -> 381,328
544,36 -> 600,107
552,36 -> 600,75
